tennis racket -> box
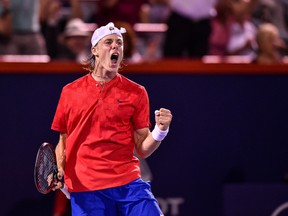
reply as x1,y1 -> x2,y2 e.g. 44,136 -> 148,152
34,142 -> 70,199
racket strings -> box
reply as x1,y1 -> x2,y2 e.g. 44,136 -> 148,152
35,145 -> 57,193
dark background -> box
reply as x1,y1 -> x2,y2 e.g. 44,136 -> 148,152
1,72 -> 288,216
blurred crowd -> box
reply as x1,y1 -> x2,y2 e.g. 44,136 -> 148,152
0,0 -> 287,65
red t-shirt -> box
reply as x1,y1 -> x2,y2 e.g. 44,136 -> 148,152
51,73 -> 150,192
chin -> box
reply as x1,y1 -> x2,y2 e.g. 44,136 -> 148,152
108,66 -> 119,72
110,63 -> 120,69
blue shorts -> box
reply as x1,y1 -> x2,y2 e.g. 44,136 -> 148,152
70,178 -> 163,216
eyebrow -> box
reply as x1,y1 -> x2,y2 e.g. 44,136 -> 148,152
103,38 -> 123,44
105,35 -> 122,40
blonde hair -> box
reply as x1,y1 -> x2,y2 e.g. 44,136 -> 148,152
256,23 -> 279,43
81,54 -> 96,72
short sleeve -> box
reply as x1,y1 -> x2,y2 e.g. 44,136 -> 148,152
51,88 -> 68,133
132,86 -> 151,130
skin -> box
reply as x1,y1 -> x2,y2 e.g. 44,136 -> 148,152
53,33 -> 173,190
256,24 -> 285,65
64,36 -> 88,55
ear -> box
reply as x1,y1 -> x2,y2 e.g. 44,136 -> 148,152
91,47 -> 99,56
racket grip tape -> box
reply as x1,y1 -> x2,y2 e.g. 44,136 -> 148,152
60,184 -> 70,199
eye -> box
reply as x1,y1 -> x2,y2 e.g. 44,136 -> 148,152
105,40 -> 112,45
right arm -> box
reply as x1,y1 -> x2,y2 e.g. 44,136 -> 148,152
70,0 -> 83,19
0,0 -> 12,38
54,132 -> 67,190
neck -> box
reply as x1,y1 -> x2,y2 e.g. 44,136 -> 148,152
259,51 -> 280,59
91,70 -> 116,83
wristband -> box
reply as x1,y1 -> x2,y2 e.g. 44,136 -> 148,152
151,124 -> 169,142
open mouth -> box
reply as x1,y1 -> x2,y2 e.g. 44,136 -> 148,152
111,53 -> 119,63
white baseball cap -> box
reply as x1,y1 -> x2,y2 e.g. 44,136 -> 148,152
91,22 -> 126,47
64,18 -> 90,38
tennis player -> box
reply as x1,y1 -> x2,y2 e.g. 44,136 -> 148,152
51,22 -> 172,216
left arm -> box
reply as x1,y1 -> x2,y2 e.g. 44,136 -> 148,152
134,108 -> 172,158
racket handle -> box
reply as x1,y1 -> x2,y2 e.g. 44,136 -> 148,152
60,184 -> 70,199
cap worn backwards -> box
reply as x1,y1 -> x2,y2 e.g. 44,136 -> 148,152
64,18 -> 89,38
91,22 -> 126,47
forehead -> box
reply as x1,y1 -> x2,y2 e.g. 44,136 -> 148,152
100,34 -> 123,42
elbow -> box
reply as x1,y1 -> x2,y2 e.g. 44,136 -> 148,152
135,148 -> 154,159
135,149 -> 151,159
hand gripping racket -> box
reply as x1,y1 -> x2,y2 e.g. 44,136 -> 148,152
34,142 -> 70,199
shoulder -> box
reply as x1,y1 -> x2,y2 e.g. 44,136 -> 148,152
118,74 -> 146,93
62,74 -> 90,92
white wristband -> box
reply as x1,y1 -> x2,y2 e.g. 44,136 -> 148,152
151,124 -> 169,142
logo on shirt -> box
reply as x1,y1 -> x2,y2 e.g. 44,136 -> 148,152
117,99 -> 128,104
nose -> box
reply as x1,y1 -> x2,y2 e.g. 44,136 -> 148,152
111,41 -> 119,49
111,41 -> 117,49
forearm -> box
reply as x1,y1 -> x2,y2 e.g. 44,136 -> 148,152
135,124 -> 169,158
135,108 -> 172,158
0,0 -> 11,36
70,0 -> 83,19
55,133 -> 67,172
137,132 -> 162,159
